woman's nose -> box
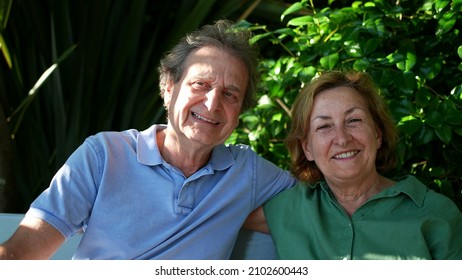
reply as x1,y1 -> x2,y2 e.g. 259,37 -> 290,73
335,126 -> 352,146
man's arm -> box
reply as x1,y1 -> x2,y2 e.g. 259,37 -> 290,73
243,207 -> 269,233
0,215 -> 65,259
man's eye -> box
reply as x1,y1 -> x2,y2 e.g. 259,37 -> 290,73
224,91 -> 235,98
192,81 -> 209,89
224,91 -> 238,103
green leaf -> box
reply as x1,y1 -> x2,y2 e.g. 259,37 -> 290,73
386,52 -> 405,64
434,0 -> 451,12
225,132 -> 238,145
451,85 -> 462,99
446,115 -> 462,126
396,43 -> 416,72
241,114 -> 260,131
420,58 -> 443,80
416,124 -> 435,145
0,0 -> 12,30
444,108 -> 462,125
457,45 -> 462,59
363,38 -> 379,55
398,118 -> 422,136
390,99 -> 415,116
397,72 -> 417,95
320,53 -> 339,70
363,16 -> 386,37
287,15 -> 313,27
0,32 -> 11,68
452,0 -> 462,11
298,66 -> 317,83
454,127 -> 462,136
435,124 -> 452,144
344,41 -> 363,58
281,1 -> 306,21
415,88 -> 431,107
353,57 -> 370,71
426,111 -> 445,128
436,12 -> 456,35
271,112 -> 283,122
249,32 -> 272,44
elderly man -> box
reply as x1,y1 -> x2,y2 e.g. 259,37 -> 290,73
0,20 -> 295,260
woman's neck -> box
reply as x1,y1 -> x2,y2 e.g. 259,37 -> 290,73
328,175 -> 394,216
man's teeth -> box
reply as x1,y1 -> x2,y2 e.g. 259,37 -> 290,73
334,151 -> 358,159
192,112 -> 218,124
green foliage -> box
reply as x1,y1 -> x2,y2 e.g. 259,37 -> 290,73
1,0 -> 461,212
228,0 -> 462,209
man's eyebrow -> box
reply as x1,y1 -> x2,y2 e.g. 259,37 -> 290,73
225,84 -> 243,93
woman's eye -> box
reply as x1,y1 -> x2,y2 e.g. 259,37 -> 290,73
348,118 -> 363,124
316,124 -> 331,131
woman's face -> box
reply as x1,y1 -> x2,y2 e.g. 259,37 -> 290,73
301,86 -> 382,182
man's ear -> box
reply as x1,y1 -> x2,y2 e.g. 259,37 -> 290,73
301,139 -> 314,161
163,79 -> 174,108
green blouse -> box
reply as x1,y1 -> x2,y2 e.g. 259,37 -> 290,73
264,175 -> 462,260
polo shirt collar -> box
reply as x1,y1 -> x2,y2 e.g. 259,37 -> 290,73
314,175 -> 427,207
137,124 -> 165,166
136,124 -> 234,171
387,175 -> 427,207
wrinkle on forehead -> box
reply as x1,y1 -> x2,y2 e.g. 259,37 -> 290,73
183,48 -> 248,95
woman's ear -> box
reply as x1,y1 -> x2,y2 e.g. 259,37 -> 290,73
301,139 -> 314,161
376,125 -> 383,149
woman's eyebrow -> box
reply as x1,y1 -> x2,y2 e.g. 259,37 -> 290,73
311,115 -> 331,122
311,106 -> 364,121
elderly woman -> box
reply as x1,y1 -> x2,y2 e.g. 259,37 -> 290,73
247,70 -> 462,260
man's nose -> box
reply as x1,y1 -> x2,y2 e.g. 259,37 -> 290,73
204,89 -> 221,112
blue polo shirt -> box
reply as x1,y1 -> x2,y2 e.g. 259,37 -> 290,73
27,125 -> 296,259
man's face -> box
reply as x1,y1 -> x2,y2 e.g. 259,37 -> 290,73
164,46 -> 248,149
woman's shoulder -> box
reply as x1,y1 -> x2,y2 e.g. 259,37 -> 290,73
265,181 -> 318,207
398,175 -> 461,215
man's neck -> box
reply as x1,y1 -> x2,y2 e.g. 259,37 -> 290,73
157,129 -> 211,177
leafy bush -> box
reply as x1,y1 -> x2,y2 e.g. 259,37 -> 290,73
229,0 -> 462,209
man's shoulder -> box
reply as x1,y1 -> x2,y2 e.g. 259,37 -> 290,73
86,125 -> 161,147
225,143 -> 251,150
222,143 -> 257,157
